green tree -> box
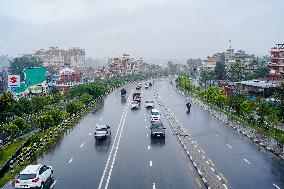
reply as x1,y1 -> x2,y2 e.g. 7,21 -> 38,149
9,56 -> 43,81
12,97 -> 32,116
274,83 -> 284,121
228,60 -> 245,82
36,114 -> 53,130
46,107 -> 63,125
199,68 -> 215,88
214,61 -> 226,80
227,93 -> 246,115
3,123 -> 20,138
31,96 -> 47,113
66,102 -> 83,116
80,93 -> 93,105
252,67 -> 270,79
0,92 -> 16,122
12,117 -> 31,133
239,100 -> 254,119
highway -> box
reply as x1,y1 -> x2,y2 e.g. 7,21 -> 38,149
4,78 -> 284,189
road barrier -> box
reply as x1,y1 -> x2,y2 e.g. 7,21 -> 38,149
156,94 -> 228,189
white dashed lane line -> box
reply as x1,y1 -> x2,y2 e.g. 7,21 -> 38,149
80,142 -> 84,148
100,117 -> 102,121
50,180 -> 57,188
145,118 -> 147,122
146,125 -> 148,129
153,183 -> 156,189
226,144 -> 232,149
89,132 -> 92,136
243,158 -> 251,165
146,134 -> 149,138
147,146 -> 150,150
69,158 -> 73,164
150,161 -> 152,167
273,183 -> 281,189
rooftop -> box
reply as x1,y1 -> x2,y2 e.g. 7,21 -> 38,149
21,164 -> 41,174
236,80 -> 281,88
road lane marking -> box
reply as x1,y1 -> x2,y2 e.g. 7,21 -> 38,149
195,177 -> 202,188
104,94 -> 131,189
100,117 -> 102,121
244,158 -> 251,165
146,134 -> 149,138
215,134 -> 218,136
153,183 -> 156,189
145,118 -> 147,122
69,158 -> 73,164
146,125 -> 148,129
50,180 -> 57,188
80,142 -> 85,148
273,183 -> 281,189
89,132 -> 92,136
188,163 -> 193,171
98,93 -> 131,189
147,146 -> 150,150
226,144 -> 232,149
150,161 -> 152,167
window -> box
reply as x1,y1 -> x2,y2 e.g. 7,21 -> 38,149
19,174 -> 36,180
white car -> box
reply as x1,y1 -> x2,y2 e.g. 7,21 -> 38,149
131,101 -> 139,109
145,84 -> 149,89
145,100 -> 154,108
94,125 -> 111,140
15,164 -> 53,189
150,109 -> 161,122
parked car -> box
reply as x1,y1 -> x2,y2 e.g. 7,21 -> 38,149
15,164 -> 53,189
150,121 -> 166,138
150,109 -> 161,122
131,101 -> 139,109
145,100 -> 154,108
145,84 -> 149,89
94,125 -> 111,140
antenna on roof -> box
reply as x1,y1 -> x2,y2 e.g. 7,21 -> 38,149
229,39 -> 232,49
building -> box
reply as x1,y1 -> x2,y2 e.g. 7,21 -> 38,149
202,57 -> 218,69
268,44 -> 284,78
56,67 -> 83,94
235,80 -> 281,98
31,47 -> 85,70
108,54 -> 149,76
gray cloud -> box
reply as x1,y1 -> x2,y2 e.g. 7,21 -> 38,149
0,0 -> 283,59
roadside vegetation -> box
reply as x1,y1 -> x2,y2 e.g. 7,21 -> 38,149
176,75 -> 284,144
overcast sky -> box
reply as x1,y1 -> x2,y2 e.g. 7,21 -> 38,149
0,0 -> 283,60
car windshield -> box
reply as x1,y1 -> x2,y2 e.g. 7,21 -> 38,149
19,174 -> 36,180
96,127 -> 107,131
152,124 -> 164,129
146,101 -> 153,103
151,112 -> 160,115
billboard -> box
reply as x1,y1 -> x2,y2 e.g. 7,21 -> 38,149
8,75 -> 20,87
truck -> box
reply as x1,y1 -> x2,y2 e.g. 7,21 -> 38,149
133,92 -> 141,103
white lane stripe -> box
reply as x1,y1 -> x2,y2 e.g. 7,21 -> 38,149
100,117 -> 102,121
50,180 -> 57,188
146,125 -> 148,129
244,158 -> 251,165
89,132 -> 92,136
146,134 -> 149,138
69,158 -> 73,164
98,93 -> 131,189
273,183 -> 280,189
80,142 -> 85,148
226,144 -> 232,149
215,134 -> 218,136
150,161 -> 152,167
145,118 -> 147,122
147,146 -> 150,150
153,183 -> 156,189
104,101 -> 129,189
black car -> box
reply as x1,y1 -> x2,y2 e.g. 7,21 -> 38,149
150,121 -> 166,138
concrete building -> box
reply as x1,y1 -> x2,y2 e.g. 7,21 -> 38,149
108,54 -> 149,76
202,57 -> 218,69
31,47 -> 85,70
235,80 -> 281,98
268,44 -> 284,78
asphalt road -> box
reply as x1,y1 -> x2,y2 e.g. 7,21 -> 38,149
4,79 -> 284,189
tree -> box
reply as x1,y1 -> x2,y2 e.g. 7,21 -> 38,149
3,123 -> 20,138
214,61 -> 226,80
36,114 -> 53,130
80,93 -> 93,105
9,56 -> 43,81
199,68 -> 215,88
274,83 -> 284,122
12,117 -> 31,133
252,67 -> 270,79
228,60 -> 245,82
66,102 -> 83,116
0,92 -> 16,122
12,97 -> 32,116
239,100 -> 254,119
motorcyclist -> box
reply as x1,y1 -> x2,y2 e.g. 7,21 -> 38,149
186,102 -> 191,112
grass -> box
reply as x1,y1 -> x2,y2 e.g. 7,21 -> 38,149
0,136 -> 29,168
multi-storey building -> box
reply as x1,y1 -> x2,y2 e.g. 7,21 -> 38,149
268,44 -> 284,78
31,47 -> 85,70
108,54 -> 148,76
